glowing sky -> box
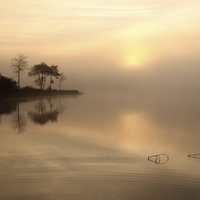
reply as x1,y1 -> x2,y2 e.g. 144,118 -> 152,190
1,0 -> 200,91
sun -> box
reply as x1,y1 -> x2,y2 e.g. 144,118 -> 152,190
124,51 -> 143,68
127,55 -> 140,66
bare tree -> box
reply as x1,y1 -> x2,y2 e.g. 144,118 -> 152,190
59,73 -> 67,90
11,53 -> 28,89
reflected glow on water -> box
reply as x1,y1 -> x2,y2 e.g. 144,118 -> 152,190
1,94 -> 200,199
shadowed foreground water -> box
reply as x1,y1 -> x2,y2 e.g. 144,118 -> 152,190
1,93 -> 200,200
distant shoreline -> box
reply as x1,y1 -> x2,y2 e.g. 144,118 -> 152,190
0,89 -> 82,99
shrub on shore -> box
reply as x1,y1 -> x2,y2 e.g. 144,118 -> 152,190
0,73 -> 17,93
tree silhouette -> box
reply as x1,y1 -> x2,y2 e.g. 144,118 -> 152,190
59,73 -> 67,90
49,65 -> 60,90
11,53 -> 28,89
0,73 -> 17,93
28,62 -> 60,90
28,62 -> 50,90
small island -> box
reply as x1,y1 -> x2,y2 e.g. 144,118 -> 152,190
0,54 -> 82,99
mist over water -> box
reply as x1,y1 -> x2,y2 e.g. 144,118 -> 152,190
1,90 -> 200,199
1,0 -> 200,198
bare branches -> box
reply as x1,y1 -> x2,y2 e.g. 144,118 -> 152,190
9,54 -> 68,91
60,73 -> 67,82
11,53 -> 28,73
11,53 -> 28,89
59,73 -> 67,90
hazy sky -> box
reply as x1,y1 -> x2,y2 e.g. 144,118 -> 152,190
1,0 -> 200,92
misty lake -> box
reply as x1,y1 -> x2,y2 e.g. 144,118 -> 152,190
1,93 -> 200,200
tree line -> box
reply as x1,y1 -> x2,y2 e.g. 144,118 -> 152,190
0,73 -> 17,93
10,53 -> 67,91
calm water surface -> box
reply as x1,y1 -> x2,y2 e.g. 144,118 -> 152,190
1,93 -> 200,200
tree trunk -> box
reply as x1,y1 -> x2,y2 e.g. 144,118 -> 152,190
50,76 -> 52,90
59,78 -> 61,90
18,71 -> 20,90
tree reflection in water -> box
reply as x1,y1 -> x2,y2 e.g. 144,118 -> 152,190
11,102 -> 27,134
0,99 -> 27,133
0,99 -> 17,123
28,98 -> 61,125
